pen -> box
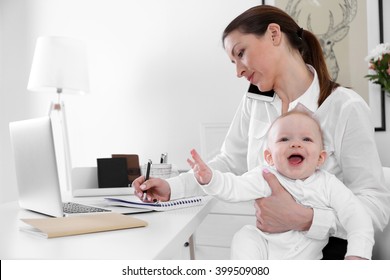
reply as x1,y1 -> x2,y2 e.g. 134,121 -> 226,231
143,159 -> 152,200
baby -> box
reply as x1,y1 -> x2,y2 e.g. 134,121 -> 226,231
188,109 -> 374,260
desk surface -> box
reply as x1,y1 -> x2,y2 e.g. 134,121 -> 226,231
0,196 -> 214,260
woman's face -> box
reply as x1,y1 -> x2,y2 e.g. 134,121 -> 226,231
224,29 -> 278,92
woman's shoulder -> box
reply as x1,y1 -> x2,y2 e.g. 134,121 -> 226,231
330,86 -> 367,102
319,86 -> 370,113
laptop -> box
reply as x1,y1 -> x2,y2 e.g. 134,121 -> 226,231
9,116 -> 151,217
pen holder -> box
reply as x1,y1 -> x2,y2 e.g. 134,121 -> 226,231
141,163 -> 172,179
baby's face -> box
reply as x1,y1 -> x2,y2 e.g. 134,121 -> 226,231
265,113 -> 326,180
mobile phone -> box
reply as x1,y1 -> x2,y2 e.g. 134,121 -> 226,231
246,84 -> 275,102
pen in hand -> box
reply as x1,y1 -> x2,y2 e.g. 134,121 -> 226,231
143,159 -> 152,201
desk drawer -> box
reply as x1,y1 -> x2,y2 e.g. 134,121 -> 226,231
195,245 -> 230,260
209,199 -> 256,215
195,213 -> 255,248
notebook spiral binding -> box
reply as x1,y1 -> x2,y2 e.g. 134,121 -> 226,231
156,197 -> 203,209
104,196 -> 204,211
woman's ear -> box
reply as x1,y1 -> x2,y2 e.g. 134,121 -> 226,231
264,149 -> 274,166
268,23 -> 281,45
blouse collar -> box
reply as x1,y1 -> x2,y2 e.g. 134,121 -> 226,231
272,65 -> 319,114
288,65 -> 319,113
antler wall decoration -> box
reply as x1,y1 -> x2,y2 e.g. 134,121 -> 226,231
285,0 -> 358,81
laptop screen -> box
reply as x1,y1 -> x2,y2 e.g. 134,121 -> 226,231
9,116 -> 64,217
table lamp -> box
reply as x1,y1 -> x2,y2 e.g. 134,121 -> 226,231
27,36 -> 90,191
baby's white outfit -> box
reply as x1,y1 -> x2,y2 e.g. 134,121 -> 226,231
198,167 -> 374,259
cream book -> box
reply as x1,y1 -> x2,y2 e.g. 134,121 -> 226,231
105,196 -> 204,211
20,212 -> 147,238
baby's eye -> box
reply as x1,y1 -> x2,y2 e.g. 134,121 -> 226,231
303,137 -> 313,142
279,137 -> 289,142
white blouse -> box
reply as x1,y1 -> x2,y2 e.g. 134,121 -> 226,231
167,66 -> 390,239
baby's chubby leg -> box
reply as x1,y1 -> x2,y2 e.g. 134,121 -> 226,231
231,225 -> 269,259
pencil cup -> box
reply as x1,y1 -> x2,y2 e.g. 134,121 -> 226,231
141,163 -> 172,179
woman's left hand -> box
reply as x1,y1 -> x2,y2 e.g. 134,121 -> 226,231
255,169 -> 314,233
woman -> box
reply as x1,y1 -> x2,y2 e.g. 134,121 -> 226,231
133,5 -> 390,259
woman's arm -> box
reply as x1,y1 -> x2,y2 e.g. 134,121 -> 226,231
334,98 -> 390,232
326,175 -> 374,260
207,94 -> 251,175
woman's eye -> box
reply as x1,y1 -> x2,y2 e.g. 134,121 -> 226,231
237,49 -> 244,58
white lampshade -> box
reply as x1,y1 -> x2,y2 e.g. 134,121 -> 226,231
27,36 -> 89,94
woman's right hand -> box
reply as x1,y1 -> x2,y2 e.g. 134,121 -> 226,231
255,169 -> 313,233
132,175 -> 171,202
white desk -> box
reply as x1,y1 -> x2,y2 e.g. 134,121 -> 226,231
0,197 -> 215,260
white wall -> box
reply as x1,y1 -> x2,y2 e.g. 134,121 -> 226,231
0,0 -> 40,203
0,0 -> 259,203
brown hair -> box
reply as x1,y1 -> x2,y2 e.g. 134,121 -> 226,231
222,5 -> 339,107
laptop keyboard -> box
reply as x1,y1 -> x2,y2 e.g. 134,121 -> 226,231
62,202 -> 110,214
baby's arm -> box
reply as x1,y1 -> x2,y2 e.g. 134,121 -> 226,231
188,149 -> 271,202
187,149 -> 213,185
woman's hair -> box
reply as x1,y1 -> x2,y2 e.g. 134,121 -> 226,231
222,5 -> 339,107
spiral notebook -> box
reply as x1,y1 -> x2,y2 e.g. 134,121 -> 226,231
104,196 -> 204,211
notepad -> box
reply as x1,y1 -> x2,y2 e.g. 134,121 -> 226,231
104,196 -> 204,211
20,212 -> 148,238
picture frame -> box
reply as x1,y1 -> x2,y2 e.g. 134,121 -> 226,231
367,0 -> 385,131
262,0 -> 385,131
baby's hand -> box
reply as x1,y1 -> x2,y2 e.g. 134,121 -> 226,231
187,149 -> 212,185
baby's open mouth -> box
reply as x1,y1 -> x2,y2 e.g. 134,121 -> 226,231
288,154 -> 304,165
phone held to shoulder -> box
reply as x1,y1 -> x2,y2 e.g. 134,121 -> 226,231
246,84 -> 275,102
